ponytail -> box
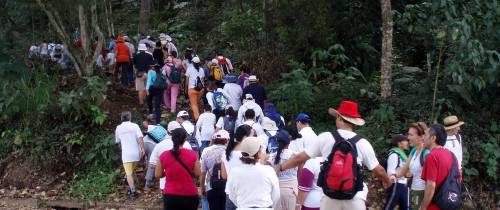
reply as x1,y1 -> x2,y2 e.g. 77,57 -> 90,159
171,128 -> 188,157
226,125 -> 252,161
274,141 -> 287,165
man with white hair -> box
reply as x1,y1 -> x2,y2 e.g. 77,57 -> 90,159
236,94 -> 264,128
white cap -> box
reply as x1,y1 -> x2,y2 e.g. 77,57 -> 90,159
240,136 -> 265,157
167,121 -> 182,132
192,56 -> 201,63
177,110 -> 189,118
249,75 -> 258,82
138,43 -> 147,51
262,117 -> 278,131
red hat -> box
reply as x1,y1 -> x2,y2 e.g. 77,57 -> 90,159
328,100 -> 365,126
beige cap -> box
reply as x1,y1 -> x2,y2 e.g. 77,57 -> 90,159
262,117 -> 278,131
167,121 -> 182,132
239,136 -> 265,158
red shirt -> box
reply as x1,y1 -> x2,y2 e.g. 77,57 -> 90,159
421,147 -> 454,210
159,148 -> 198,196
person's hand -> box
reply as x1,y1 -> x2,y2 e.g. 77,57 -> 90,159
201,188 -> 206,197
382,177 -> 392,189
146,91 -> 150,96
389,175 -> 397,183
295,204 -> 302,210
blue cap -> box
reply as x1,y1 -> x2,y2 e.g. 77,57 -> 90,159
295,113 -> 311,122
275,130 -> 291,145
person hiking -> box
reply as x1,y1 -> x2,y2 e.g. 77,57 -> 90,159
243,109 -> 265,137
390,122 -> 430,209
108,35 -> 116,53
216,106 -> 237,141
96,48 -> 115,77
162,56 -> 181,113
123,36 -> 135,62
268,130 -> 299,210
236,94 -> 264,128
148,121 -> 192,191
221,124 -> 254,210
185,56 -> 206,120
258,117 -> 280,154
115,111 -> 145,197
278,100 -> 393,210
238,64 -> 251,89
155,128 -> 201,210
443,115 -> 465,171
141,114 -> 159,190
182,47 -> 194,72
226,137 -> 280,210
290,113 -> 317,154
214,50 -> 234,76
200,130 -> 230,210
146,61 -> 166,124
134,43 -> 154,108
206,81 -> 231,120
196,104 -> 217,155
264,103 -> 285,129
153,41 -> 165,67
223,74 -> 243,110
242,75 -> 267,109
420,124 -> 462,210
114,36 -> 132,87
383,134 -> 410,210
160,34 -> 178,57
296,156 -> 324,210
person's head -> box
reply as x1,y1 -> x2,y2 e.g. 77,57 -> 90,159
248,75 -> 259,84
110,35 -> 115,40
215,50 -> 223,57
225,106 -> 236,119
207,81 -> 217,91
171,50 -> 178,58
329,100 -> 365,130
295,113 -> 311,130
192,56 -> 201,68
138,43 -> 147,52
151,61 -> 161,72
408,122 -> 427,147
171,128 -> 188,156
184,49 -> 193,61
424,124 -> 447,149
226,124 -> 253,161
244,109 -> 256,121
285,125 -> 302,141
239,137 -> 263,165
262,117 -> 279,132
204,104 -> 212,112
156,41 -> 162,48
167,121 -> 182,135
274,130 -> 291,165
391,134 -> 409,150
243,94 -> 254,104
121,111 -> 132,122
443,115 -> 464,135
212,130 -> 230,145
176,110 -> 190,123
241,65 -> 251,74
146,114 -> 156,124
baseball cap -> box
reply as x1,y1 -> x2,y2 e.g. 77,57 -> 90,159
177,110 -> 189,118
239,137 -> 264,157
213,130 -> 230,140
295,113 -> 311,122
192,56 -> 201,63
167,121 -> 182,132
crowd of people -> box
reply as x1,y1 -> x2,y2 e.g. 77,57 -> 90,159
110,33 -> 465,210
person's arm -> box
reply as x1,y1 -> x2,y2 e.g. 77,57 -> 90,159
269,169 -> 281,207
200,171 -> 207,197
296,166 -> 314,210
278,152 -> 310,173
395,154 -> 412,178
193,159 -> 201,177
221,161 -> 228,179
155,161 -> 164,179
138,136 -> 145,158
419,180 -> 436,210
372,165 -> 392,188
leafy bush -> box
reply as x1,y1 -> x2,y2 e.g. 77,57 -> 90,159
65,163 -> 118,201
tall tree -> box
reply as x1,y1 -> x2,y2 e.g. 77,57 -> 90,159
380,0 -> 393,99
138,0 -> 151,35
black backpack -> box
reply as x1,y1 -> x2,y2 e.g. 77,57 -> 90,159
152,71 -> 167,89
223,116 -> 235,139
209,162 -> 226,190
432,152 -> 462,210
317,130 -> 364,200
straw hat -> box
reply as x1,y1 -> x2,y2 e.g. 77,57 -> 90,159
328,100 -> 365,126
443,115 -> 464,130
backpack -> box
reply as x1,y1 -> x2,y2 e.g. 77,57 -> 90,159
186,127 -> 199,152
194,69 -> 204,91
211,65 -> 223,81
217,57 -> 230,75
265,131 -> 279,154
317,130 -> 363,200
212,91 -> 228,111
146,125 -> 167,143
381,149 -> 402,170
167,64 -> 181,84
432,152 -> 462,210
210,162 -> 226,190
152,71 -> 167,89
223,116 -> 235,139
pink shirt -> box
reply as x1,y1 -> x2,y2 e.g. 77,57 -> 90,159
159,148 -> 198,196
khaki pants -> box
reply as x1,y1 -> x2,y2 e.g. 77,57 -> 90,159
320,196 -> 365,210
276,179 -> 298,210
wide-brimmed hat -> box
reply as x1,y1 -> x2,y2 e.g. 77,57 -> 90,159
328,100 -> 365,126
249,75 -> 258,82
443,115 -> 464,130
262,117 -> 279,131
138,43 -> 147,51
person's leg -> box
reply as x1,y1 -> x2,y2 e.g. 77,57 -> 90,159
180,195 -> 199,210
144,142 -> 156,188
345,197 -> 366,210
208,189 -> 226,210
170,84 -> 179,113
163,194 -> 168,210
398,183 -> 409,210
119,63 -> 128,86
123,162 -> 136,193
127,64 -> 134,86
202,195 -> 209,210
147,90 -> 154,115
164,86 -> 171,111
195,89 -> 205,120
188,89 -> 200,120
154,90 -> 163,123
411,190 -> 424,210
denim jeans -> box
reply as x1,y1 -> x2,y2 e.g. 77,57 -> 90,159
147,88 -> 164,123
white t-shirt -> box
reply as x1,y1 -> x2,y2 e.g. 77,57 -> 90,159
115,121 -> 144,163
186,65 -> 205,89
269,149 -> 297,181
223,83 -> 243,110
304,129 -> 380,200
409,149 -> 426,190
222,151 -> 243,189
299,157 -> 324,208
206,88 -> 231,111
244,120 -> 264,137
290,126 -> 317,154
444,134 -> 463,169
236,101 -> 264,128
227,163 -> 280,209
196,112 -> 216,142
181,121 -> 195,135
386,152 -> 407,184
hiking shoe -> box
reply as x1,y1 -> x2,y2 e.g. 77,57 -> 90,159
127,189 -> 138,198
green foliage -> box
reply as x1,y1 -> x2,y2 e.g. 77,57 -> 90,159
65,163 -> 118,201
82,134 -> 120,166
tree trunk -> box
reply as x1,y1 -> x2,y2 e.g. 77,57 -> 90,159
104,0 -> 112,37
109,0 -> 115,36
138,0 -> 151,35
380,0 -> 393,99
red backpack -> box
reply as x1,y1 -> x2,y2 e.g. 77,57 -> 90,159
216,57 -> 231,75
317,130 -> 364,200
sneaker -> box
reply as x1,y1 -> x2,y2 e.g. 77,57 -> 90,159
127,189 -> 138,198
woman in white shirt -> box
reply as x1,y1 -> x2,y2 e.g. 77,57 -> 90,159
221,125 -> 254,210
384,134 -> 410,210
226,137 -> 280,210
269,130 -> 298,210
296,157 -> 324,210
196,104 -> 216,155
391,122 -> 430,210
185,56 -> 205,120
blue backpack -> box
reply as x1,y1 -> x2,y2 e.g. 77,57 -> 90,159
146,125 -> 167,143
212,91 -> 228,111
265,131 -> 278,154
